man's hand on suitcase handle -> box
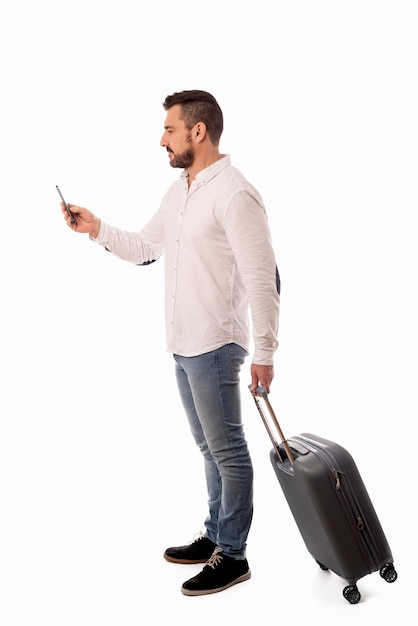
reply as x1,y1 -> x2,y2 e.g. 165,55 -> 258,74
250,363 -> 274,396
248,384 -> 268,400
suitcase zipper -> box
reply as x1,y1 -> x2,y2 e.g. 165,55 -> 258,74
331,468 -> 341,490
291,436 -> 379,572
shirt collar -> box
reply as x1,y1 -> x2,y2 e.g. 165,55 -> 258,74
180,155 -> 231,184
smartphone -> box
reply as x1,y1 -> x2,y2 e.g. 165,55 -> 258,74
56,185 -> 77,225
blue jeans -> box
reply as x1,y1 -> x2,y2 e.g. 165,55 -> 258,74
174,343 -> 253,559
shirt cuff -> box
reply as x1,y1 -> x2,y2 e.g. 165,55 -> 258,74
252,347 -> 276,366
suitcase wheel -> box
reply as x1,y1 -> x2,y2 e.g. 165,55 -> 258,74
315,559 -> 329,571
343,584 -> 361,605
380,562 -> 398,583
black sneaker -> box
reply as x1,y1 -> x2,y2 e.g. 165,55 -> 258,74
181,548 -> 251,595
164,535 -> 217,564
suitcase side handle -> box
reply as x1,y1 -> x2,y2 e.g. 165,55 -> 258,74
249,385 -> 295,465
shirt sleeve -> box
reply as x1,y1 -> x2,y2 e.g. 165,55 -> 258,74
224,188 -> 280,365
91,209 -> 165,265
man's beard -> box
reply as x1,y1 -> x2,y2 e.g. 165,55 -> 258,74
167,145 -> 195,169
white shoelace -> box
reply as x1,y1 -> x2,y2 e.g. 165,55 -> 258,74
206,547 -> 223,569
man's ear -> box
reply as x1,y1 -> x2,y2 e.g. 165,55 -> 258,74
194,122 -> 207,142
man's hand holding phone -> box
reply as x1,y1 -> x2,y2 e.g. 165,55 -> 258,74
56,185 -> 101,237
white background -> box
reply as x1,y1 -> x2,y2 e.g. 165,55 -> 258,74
1,1 -> 416,624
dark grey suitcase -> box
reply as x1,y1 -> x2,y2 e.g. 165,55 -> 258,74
250,386 -> 398,604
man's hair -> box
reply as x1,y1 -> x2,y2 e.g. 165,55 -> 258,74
162,90 -> 223,146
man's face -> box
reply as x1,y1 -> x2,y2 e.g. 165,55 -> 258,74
160,104 -> 195,169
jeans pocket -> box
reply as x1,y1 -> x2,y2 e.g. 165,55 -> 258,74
228,343 -> 247,382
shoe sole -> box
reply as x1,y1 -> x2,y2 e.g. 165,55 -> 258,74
164,553 -> 210,564
181,570 -> 251,596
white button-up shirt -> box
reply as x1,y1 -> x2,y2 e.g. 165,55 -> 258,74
93,155 -> 279,364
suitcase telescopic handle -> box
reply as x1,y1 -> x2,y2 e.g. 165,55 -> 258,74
249,385 -> 295,465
